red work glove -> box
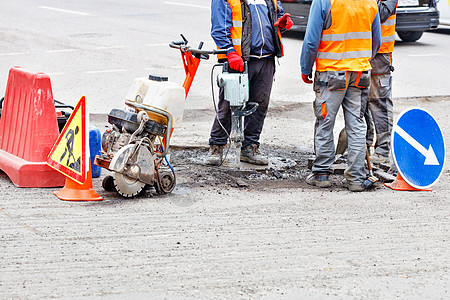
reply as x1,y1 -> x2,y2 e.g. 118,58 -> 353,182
302,73 -> 313,84
226,52 -> 244,72
274,13 -> 293,30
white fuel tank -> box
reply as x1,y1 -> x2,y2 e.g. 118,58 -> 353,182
125,75 -> 185,128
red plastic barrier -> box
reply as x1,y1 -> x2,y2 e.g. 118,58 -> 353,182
0,67 -> 65,187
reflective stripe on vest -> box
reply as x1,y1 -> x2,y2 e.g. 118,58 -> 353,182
379,4 -> 397,53
217,0 -> 283,60
316,0 -> 378,72
217,0 -> 243,60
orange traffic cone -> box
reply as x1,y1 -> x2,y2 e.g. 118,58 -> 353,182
385,173 -> 431,191
53,159 -> 103,201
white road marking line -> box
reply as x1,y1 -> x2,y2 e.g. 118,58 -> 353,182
95,46 -> 126,50
163,1 -> 209,9
1,45 -> 127,57
407,53 -> 441,57
39,6 -> 91,16
145,66 -> 183,71
84,69 -> 126,74
45,49 -> 77,53
0,52 -> 26,56
147,43 -> 169,47
46,72 -> 65,76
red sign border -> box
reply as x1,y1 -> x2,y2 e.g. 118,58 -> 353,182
47,96 -> 87,184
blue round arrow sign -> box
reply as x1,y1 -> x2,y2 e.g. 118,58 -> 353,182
392,108 -> 446,189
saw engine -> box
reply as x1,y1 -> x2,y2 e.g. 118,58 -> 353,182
95,103 -> 177,197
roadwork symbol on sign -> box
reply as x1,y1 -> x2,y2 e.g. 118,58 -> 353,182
47,96 -> 88,185
392,108 -> 446,189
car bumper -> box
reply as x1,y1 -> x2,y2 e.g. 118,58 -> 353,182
288,14 -> 309,32
396,7 -> 439,31
289,23 -> 307,32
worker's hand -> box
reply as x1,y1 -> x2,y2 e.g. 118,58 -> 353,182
226,52 -> 244,72
302,73 -> 313,84
274,13 -> 293,30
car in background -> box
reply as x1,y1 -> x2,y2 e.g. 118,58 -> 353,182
396,0 -> 440,41
437,0 -> 450,27
280,0 -> 440,42
280,0 -> 311,32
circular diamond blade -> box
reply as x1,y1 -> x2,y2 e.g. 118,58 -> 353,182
113,172 -> 145,198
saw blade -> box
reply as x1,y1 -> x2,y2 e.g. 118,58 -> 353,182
113,172 -> 145,198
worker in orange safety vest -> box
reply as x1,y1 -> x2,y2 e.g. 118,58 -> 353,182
300,0 -> 381,191
365,0 -> 399,165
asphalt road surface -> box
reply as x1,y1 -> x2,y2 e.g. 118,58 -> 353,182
0,1 -> 449,299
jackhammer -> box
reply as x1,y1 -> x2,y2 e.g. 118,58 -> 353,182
171,36 -> 257,168
216,62 -> 258,166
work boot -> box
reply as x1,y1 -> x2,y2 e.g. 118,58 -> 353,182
342,178 -> 374,192
306,173 -> 331,188
370,153 -> 390,165
240,144 -> 269,165
205,145 -> 224,166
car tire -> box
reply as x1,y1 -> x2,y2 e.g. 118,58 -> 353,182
397,31 -> 424,42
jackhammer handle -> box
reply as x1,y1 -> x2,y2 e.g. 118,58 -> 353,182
242,102 -> 259,116
194,42 -> 209,60
169,42 -> 227,56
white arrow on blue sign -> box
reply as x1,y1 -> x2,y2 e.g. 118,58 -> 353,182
392,108 -> 446,189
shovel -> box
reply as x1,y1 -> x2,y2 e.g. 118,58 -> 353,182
337,127 -> 378,186
366,147 -> 379,183
336,127 -> 347,155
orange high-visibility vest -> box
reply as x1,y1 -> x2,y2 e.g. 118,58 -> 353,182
316,0 -> 378,72
217,0 -> 284,60
379,2 -> 398,53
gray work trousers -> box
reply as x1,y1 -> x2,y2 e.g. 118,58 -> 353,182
365,53 -> 394,157
312,70 -> 369,185
209,57 -> 275,148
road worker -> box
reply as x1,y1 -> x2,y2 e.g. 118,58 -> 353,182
300,0 -> 381,191
366,0 -> 399,164
206,0 -> 292,166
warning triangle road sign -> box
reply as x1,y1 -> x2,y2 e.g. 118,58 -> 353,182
47,96 -> 88,185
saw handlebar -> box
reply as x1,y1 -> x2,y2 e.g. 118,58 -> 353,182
169,39 -> 227,58
169,34 -> 228,97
